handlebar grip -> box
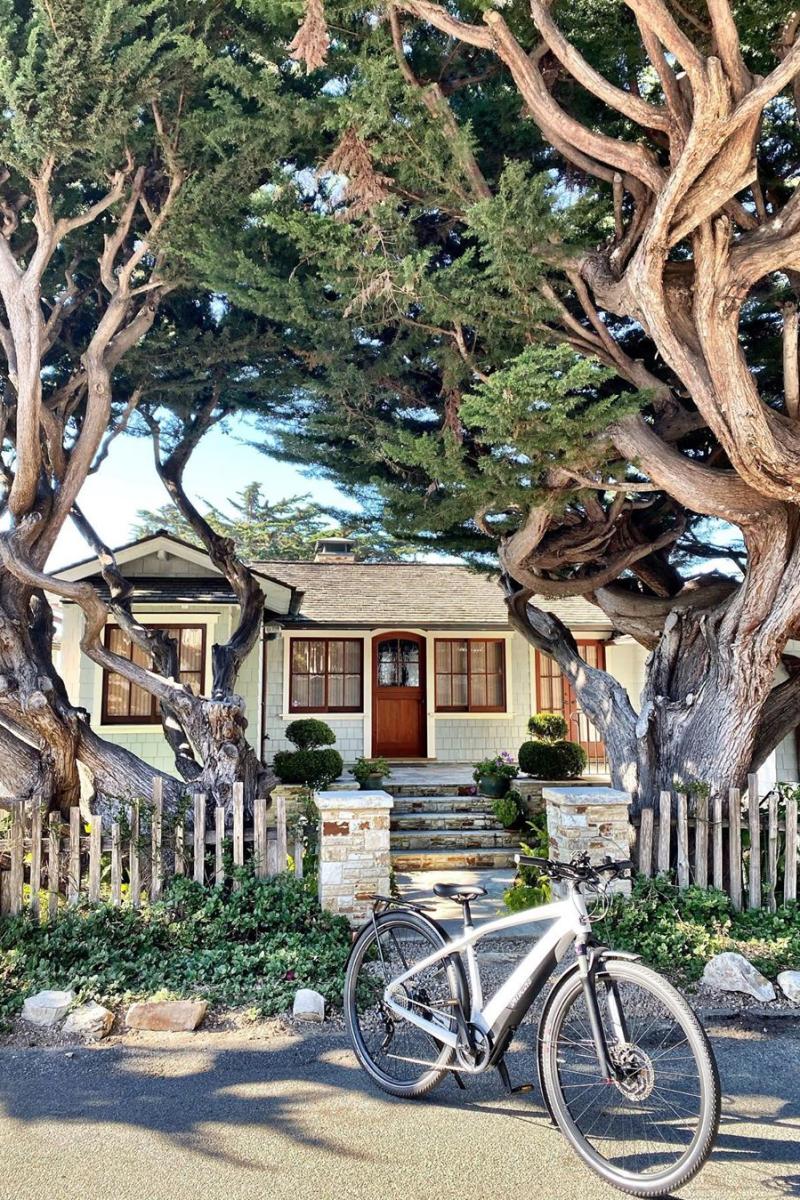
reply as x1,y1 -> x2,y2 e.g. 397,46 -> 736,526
515,853 -> 552,870
596,859 -> 636,875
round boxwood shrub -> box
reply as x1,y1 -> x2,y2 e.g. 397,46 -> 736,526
528,711 -> 568,742
518,739 -> 587,780
284,719 -> 336,750
273,748 -> 344,790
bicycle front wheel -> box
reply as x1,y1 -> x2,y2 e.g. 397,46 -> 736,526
540,958 -> 720,1198
344,910 -> 464,1099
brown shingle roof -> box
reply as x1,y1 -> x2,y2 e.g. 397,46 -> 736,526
251,561 -> 612,630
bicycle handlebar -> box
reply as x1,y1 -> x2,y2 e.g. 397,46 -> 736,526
514,852 -> 635,883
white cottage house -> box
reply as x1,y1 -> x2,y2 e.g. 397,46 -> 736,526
57,532 -> 799,789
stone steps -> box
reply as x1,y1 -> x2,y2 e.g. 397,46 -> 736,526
383,783 -> 475,798
392,847 -> 517,871
391,809 -> 499,832
390,828 -> 519,852
391,794 -> 494,815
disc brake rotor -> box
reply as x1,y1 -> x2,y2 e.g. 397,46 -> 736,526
609,1043 -> 656,1102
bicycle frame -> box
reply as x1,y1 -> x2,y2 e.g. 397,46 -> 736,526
383,888 -> 594,1067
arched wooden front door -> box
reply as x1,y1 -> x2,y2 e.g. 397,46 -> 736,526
372,632 -> 427,758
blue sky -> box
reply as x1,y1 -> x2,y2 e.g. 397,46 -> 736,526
51,419 -> 357,569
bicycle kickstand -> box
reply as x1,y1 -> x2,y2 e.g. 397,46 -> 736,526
496,1057 -> 535,1095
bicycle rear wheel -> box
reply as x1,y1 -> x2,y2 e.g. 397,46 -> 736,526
344,910 -> 465,1098
540,958 -> 720,1197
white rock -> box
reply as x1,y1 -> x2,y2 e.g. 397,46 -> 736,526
777,970 -> 800,1004
701,953 -> 776,1002
63,1001 -> 114,1040
292,988 -> 325,1022
22,989 -> 75,1027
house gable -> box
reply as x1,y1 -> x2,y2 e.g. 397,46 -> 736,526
56,531 -> 297,616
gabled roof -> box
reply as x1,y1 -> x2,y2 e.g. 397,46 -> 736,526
250,560 -> 612,631
54,531 -> 611,631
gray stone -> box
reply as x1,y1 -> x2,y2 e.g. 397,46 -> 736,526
777,970 -> 800,1003
701,952 -> 776,1002
125,1000 -> 208,1032
292,988 -> 325,1022
22,989 -> 75,1027
63,1002 -> 114,1040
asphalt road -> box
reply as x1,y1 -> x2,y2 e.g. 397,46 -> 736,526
0,1019 -> 798,1200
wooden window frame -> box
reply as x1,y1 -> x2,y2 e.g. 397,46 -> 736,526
101,623 -> 207,726
288,637 -> 364,714
434,637 -> 507,713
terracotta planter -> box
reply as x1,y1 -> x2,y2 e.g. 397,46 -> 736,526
478,774 -> 511,799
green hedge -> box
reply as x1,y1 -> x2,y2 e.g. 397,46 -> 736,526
0,872 -> 352,1030
595,875 -> 800,982
518,738 -> 587,779
273,747 -> 343,789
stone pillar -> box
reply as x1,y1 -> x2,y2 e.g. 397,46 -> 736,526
268,782 -> 357,830
543,786 -> 633,896
315,790 -> 393,925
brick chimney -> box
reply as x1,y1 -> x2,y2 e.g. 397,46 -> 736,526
313,536 -> 357,563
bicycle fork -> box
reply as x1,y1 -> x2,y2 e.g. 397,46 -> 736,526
575,943 -> 627,1083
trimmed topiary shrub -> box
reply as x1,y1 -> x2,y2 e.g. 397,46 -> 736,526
273,748 -> 343,790
528,711 -> 568,742
549,740 -> 587,778
518,739 -> 587,780
284,719 -> 336,750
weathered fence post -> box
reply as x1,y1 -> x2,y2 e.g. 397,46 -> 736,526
657,790 -> 671,875
88,811 -> 102,903
232,782 -> 244,888
785,793 -> 798,904
68,807 -> 81,906
9,800 -> 23,916
767,791 -> 778,913
29,800 -> 42,917
676,793 -> 689,889
151,777 -> 163,903
193,793 -> 206,885
47,812 -> 60,921
129,800 -> 141,908
638,806 -> 653,878
694,791 -> 708,889
276,792 -> 287,871
748,774 -> 761,909
712,794 -> 723,891
111,814 -> 122,906
215,804 -> 225,886
728,787 -> 743,912
254,795 -> 268,878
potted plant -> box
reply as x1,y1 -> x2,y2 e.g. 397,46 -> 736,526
350,756 -> 391,790
473,751 -> 519,799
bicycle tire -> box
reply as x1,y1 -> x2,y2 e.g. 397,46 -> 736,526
344,909 -> 465,1098
540,957 -> 720,1197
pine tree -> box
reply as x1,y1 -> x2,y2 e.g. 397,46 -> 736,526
221,0 -> 800,806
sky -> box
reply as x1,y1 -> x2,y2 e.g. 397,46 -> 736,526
50,418 -> 358,570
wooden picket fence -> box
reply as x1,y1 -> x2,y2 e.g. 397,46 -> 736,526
634,774 -> 799,912
0,780 -> 304,920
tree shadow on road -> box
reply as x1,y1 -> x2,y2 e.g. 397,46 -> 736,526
0,1019 -> 797,1197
